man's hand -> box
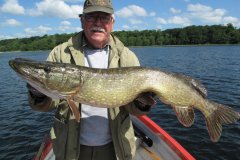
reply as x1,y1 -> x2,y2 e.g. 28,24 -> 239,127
134,92 -> 156,111
27,83 -> 52,111
27,83 -> 46,98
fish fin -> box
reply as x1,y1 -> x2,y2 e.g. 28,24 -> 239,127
205,101 -> 240,142
67,98 -> 80,123
173,73 -> 207,97
190,78 -> 207,98
174,106 -> 195,127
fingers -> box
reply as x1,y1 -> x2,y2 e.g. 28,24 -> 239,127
135,92 -> 157,106
27,83 -> 46,98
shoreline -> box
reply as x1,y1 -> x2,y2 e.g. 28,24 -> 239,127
0,50 -> 50,54
0,44 -> 239,53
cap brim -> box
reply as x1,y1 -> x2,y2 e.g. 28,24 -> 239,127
83,6 -> 114,14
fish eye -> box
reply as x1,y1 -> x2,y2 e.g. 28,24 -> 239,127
44,66 -> 51,73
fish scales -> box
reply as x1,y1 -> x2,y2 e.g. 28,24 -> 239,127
9,58 -> 240,142
76,67 -> 150,107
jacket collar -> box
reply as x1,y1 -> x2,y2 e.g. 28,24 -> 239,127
67,31 -> 120,68
67,32 -> 85,66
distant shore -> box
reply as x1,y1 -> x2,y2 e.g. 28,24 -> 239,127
1,44 -> 240,53
0,50 -> 50,54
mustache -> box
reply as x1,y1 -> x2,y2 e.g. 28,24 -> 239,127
90,27 -> 105,32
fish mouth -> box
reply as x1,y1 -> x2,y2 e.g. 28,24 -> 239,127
9,58 -> 28,76
9,58 -> 44,85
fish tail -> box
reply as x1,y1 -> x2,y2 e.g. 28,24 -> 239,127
204,100 -> 240,142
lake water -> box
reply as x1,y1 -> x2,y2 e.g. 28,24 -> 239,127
0,46 -> 239,159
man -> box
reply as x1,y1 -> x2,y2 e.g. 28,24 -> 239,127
28,0 -> 155,160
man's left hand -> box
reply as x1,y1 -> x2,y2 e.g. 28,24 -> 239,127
134,92 -> 156,111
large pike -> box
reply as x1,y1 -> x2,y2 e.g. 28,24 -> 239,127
9,58 -> 239,142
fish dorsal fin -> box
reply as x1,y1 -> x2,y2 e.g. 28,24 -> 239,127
173,73 -> 207,98
189,78 -> 207,98
173,106 -> 195,127
67,98 -> 80,122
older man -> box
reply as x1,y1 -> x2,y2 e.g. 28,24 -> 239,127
28,0 -> 155,160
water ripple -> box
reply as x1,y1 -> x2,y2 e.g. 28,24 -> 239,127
1,47 -> 240,160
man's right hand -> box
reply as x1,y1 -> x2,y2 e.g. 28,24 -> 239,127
27,83 -> 46,98
27,83 -> 52,111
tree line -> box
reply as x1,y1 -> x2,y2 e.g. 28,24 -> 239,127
1,24 -> 240,52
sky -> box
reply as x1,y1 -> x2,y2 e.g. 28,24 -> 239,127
0,0 -> 240,40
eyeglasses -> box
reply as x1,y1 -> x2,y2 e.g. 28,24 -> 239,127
83,14 -> 113,24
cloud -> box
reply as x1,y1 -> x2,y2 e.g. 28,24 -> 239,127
155,17 -> 167,24
170,8 -> 181,14
28,0 -> 83,19
58,20 -> 72,31
61,20 -> 71,26
0,0 -> 25,15
186,3 -> 240,27
1,19 -> 22,27
122,25 -> 130,30
115,5 -> 148,18
187,3 -> 226,23
155,16 -> 191,26
187,3 -> 212,12
24,25 -> 52,36
129,19 -> 143,25
0,35 -> 15,40
63,0 -> 84,2
222,16 -> 240,27
168,16 -> 191,26
57,20 -> 81,32
149,12 -> 156,17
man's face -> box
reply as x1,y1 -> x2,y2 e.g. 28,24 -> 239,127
81,12 -> 114,48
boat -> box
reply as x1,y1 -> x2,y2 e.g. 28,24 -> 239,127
34,115 -> 195,160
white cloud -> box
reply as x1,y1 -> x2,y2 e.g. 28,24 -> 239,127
155,17 -> 167,24
59,21 -> 71,31
223,16 -> 238,23
168,16 -> 191,26
170,8 -> 181,14
187,3 -> 212,12
122,25 -> 130,30
58,21 -> 82,32
61,20 -> 71,26
28,0 -> 83,19
149,12 -> 156,17
0,35 -> 15,40
63,0 -> 84,2
187,3 -> 226,23
155,16 -> 191,26
116,5 -> 148,18
129,19 -> 143,25
0,0 -> 25,15
2,19 -> 22,27
186,3 -> 240,27
153,3 -> 239,28
223,16 -> 240,27
24,25 -> 52,36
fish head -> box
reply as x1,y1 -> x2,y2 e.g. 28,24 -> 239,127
9,58 -> 81,99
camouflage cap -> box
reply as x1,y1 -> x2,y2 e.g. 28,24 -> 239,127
83,0 -> 114,14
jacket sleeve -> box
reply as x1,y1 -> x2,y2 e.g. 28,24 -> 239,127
119,47 -> 140,67
119,47 -> 151,116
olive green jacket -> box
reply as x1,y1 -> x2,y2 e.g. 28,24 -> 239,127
29,32 -> 149,160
